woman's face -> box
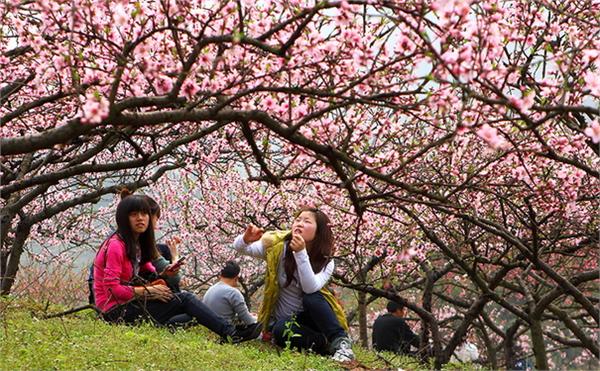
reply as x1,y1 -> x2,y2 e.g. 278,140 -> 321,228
292,211 -> 318,244
129,211 -> 150,235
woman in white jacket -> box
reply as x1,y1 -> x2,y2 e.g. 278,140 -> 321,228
232,207 -> 354,362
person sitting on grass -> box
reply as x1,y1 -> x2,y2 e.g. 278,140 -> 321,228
93,194 -> 260,343
203,260 -> 257,328
87,191 -> 183,303
372,300 -> 420,355
232,206 -> 355,362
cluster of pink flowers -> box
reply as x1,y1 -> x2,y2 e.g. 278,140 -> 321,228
80,93 -> 110,124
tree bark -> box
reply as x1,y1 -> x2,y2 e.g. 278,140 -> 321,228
358,290 -> 368,347
503,320 -> 521,369
478,325 -> 497,369
0,220 -> 31,295
530,317 -> 548,370
420,267 -> 434,362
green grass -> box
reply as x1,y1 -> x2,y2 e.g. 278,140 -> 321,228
0,298 -> 479,370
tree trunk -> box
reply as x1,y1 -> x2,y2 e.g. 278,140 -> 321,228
504,320 -> 521,369
441,295 -> 490,364
0,221 -> 31,295
0,207 -> 17,282
420,270 -> 433,362
0,250 -> 8,287
478,325 -> 497,369
358,290 -> 368,347
430,321 -> 444,370
530,318 -> 548,370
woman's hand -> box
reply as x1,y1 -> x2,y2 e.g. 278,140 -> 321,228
166,236 -> 181,261
146,285 -> 173,302
178,277 -> 188,289
243,224 -> 264,244
160,264 -> 180,277
289,233 -> 306,252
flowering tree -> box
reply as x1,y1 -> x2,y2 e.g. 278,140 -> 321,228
1,0 -> 598,369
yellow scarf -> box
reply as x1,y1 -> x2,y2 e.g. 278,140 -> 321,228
258,230 -> 349,332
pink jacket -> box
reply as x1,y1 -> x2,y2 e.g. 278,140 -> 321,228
93,234 -> 156,312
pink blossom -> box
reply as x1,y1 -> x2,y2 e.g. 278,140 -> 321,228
113,4 -> 128,27
508,91 -> 535,114
456,126 -> 469,135
431,0 -> 471,19
556,168 -> 569,179
81,93 -> 109,124
335,2 -> 353,26
441,50 -> 458,64
458,45 -> 473,62
82,69 -> 100,85
181,79 -> 199,99
477,124 -> 505,149
199,54 -> 211,65
582,49 -> 600,64
262,96 -> 275,110
52,55 -> 67,70
583,71 -> 600,96
223,2 -> 236,13
513,166 -> 527,181
584,120 -> 600,143
155,75 -> 173,95
397,35 -> 414,54
340,0 -> 352,11
323,42 -> 337,54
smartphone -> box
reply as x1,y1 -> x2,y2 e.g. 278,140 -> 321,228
167,256 -> 186,271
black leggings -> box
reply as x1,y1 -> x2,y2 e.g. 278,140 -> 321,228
103,291 -> 234,337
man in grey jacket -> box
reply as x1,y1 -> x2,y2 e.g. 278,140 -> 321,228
203,261 -> 257,326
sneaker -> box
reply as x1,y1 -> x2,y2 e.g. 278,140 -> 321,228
223,322 -> 262,344
329,336 -> 355,362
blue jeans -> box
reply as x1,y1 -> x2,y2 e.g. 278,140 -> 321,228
103,291 -> 234,337
272,292 -> 347,355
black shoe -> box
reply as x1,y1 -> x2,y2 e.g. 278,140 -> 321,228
222,322 -> 262,344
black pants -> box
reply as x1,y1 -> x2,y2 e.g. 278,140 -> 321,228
271,292 -> 347,355
103,291 -> 234,337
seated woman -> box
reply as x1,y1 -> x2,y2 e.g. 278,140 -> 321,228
93,194 -> 260,343
87,191 -> 182,303
232,207 -> 354,361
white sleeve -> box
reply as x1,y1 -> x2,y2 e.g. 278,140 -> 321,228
232,234 -> 266,259
293,249 -> 334,293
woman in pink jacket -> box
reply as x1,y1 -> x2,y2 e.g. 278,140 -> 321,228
93,194 -> 260,343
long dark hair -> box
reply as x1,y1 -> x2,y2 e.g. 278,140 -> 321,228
143,195 -> 161,218
284,207 -> 334,287
115,194 -> 158,264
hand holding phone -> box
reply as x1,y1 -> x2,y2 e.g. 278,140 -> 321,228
165,256 -> 186,272
170,256 -> 186,269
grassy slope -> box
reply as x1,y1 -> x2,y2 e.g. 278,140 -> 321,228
0,299 -> 475,370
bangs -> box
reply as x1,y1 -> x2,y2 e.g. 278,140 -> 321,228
119,195 -> 151,215
294,207 -> 318,218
